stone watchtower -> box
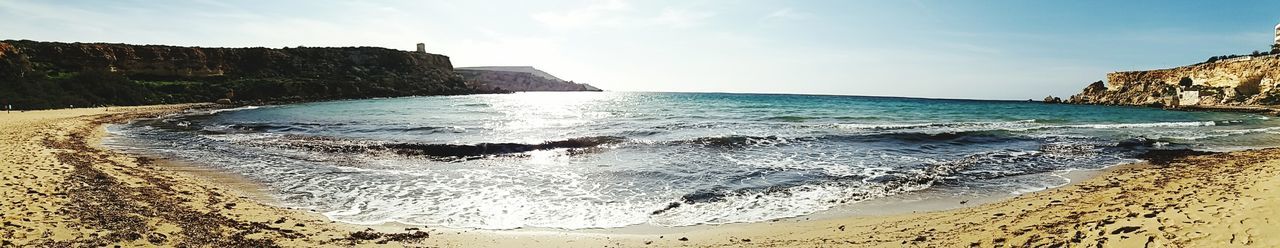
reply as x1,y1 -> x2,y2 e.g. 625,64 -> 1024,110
416,43 -> 426,53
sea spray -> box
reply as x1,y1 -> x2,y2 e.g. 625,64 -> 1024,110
105,92 -> 1280,229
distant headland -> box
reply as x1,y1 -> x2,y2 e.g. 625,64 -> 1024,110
457,66 -> 602,92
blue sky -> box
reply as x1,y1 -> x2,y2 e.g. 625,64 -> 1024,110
3,0 -> 1278,100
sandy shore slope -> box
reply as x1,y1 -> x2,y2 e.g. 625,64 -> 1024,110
1,106 -> 1277,247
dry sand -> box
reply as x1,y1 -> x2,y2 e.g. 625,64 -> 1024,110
2,105 -> 1277,247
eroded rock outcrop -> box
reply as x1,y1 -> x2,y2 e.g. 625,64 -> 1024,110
0,40 -> 480,109
457,66 -> 602,92
1067,55 -> 1280,107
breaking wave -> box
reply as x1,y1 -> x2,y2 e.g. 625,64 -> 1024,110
103,92 -> 1280,229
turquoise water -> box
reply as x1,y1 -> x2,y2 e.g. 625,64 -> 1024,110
108,92 -> 1280,229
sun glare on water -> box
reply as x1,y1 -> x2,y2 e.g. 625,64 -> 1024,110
482,92 -> 621,142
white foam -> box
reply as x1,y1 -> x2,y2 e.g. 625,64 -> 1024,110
1009,172 -> 1073,195
1065,121 -> 1216,129
832,120 -> 1227,134
832,119 -> 1038,131
1147,126 -> 1280,141
208,105 -> 262,114
105,100 -> 1280,230
650,181 -> 931,226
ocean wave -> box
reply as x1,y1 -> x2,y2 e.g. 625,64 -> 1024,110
650,145 -> 1085,220
383,136 -> 627,157
829,131 -> 1029,144
620,130 -> 664,136
832,119 -> 1038,131
645,131 -> 1184,223
105,93 -> 1280,230
669,131 -> 1032,149
761,116 -> 818,122
208,105 -> 262,114
649,180 -> 930,226
830,120 -> 1237,134
348,126 -> 468,134
1062,121 -> 1216,129
645,147 -> 1080,225
240,135 -> 628,158
454,103 -> 491,107
228,122 -> 315,132
197,121 -> 471,135
212,124 -> 1175,163
833,116 -> 881,120
200,122 -> 334,134
673,135 -> 798,148
1151,126 -> 1280,141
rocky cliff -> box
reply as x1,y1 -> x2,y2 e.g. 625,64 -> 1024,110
1067,55 -> 1280,108
456,66 -> 602,92
0,40 -> 479,109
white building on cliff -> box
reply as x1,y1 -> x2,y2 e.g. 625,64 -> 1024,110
1275,22 -> 1280,46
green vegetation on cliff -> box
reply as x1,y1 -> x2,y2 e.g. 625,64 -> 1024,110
1067,53 -> 1280,108
0,40 -> 481,110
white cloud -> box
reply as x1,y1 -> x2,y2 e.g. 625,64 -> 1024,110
650,8 -> 715,28
531,0 -> 713,30
531,0 -> 631,29
763,7 -> 808,21
450,29 -> 566,66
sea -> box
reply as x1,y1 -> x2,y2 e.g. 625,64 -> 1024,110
103,92 -> 1280,229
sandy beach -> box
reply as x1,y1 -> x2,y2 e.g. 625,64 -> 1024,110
2,105 -> 1278,247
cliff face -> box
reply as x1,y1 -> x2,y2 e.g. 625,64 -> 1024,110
0,42 -> 33,81
1068,55 -> 1280,107
0,40 -> 478,109
456,66 -> 602,92
6,40 -> 455,78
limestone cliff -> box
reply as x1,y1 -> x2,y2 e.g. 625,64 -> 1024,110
1067,55 -> 1280,107
0,42 -> 29,81
0,40 -> 479,109
456,66 -> 602,92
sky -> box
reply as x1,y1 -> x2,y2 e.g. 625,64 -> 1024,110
3,0 -> 1279,100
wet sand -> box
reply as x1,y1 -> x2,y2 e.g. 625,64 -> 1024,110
0,106 -> 429,247
2,105 -> 1278,247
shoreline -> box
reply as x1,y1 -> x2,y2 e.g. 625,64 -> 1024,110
1062,101 -> 1280,116
97,106 -> 1119,234
148,155 -> 285,206
558,165 -> 1118,235
3,105 -> 1278,246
